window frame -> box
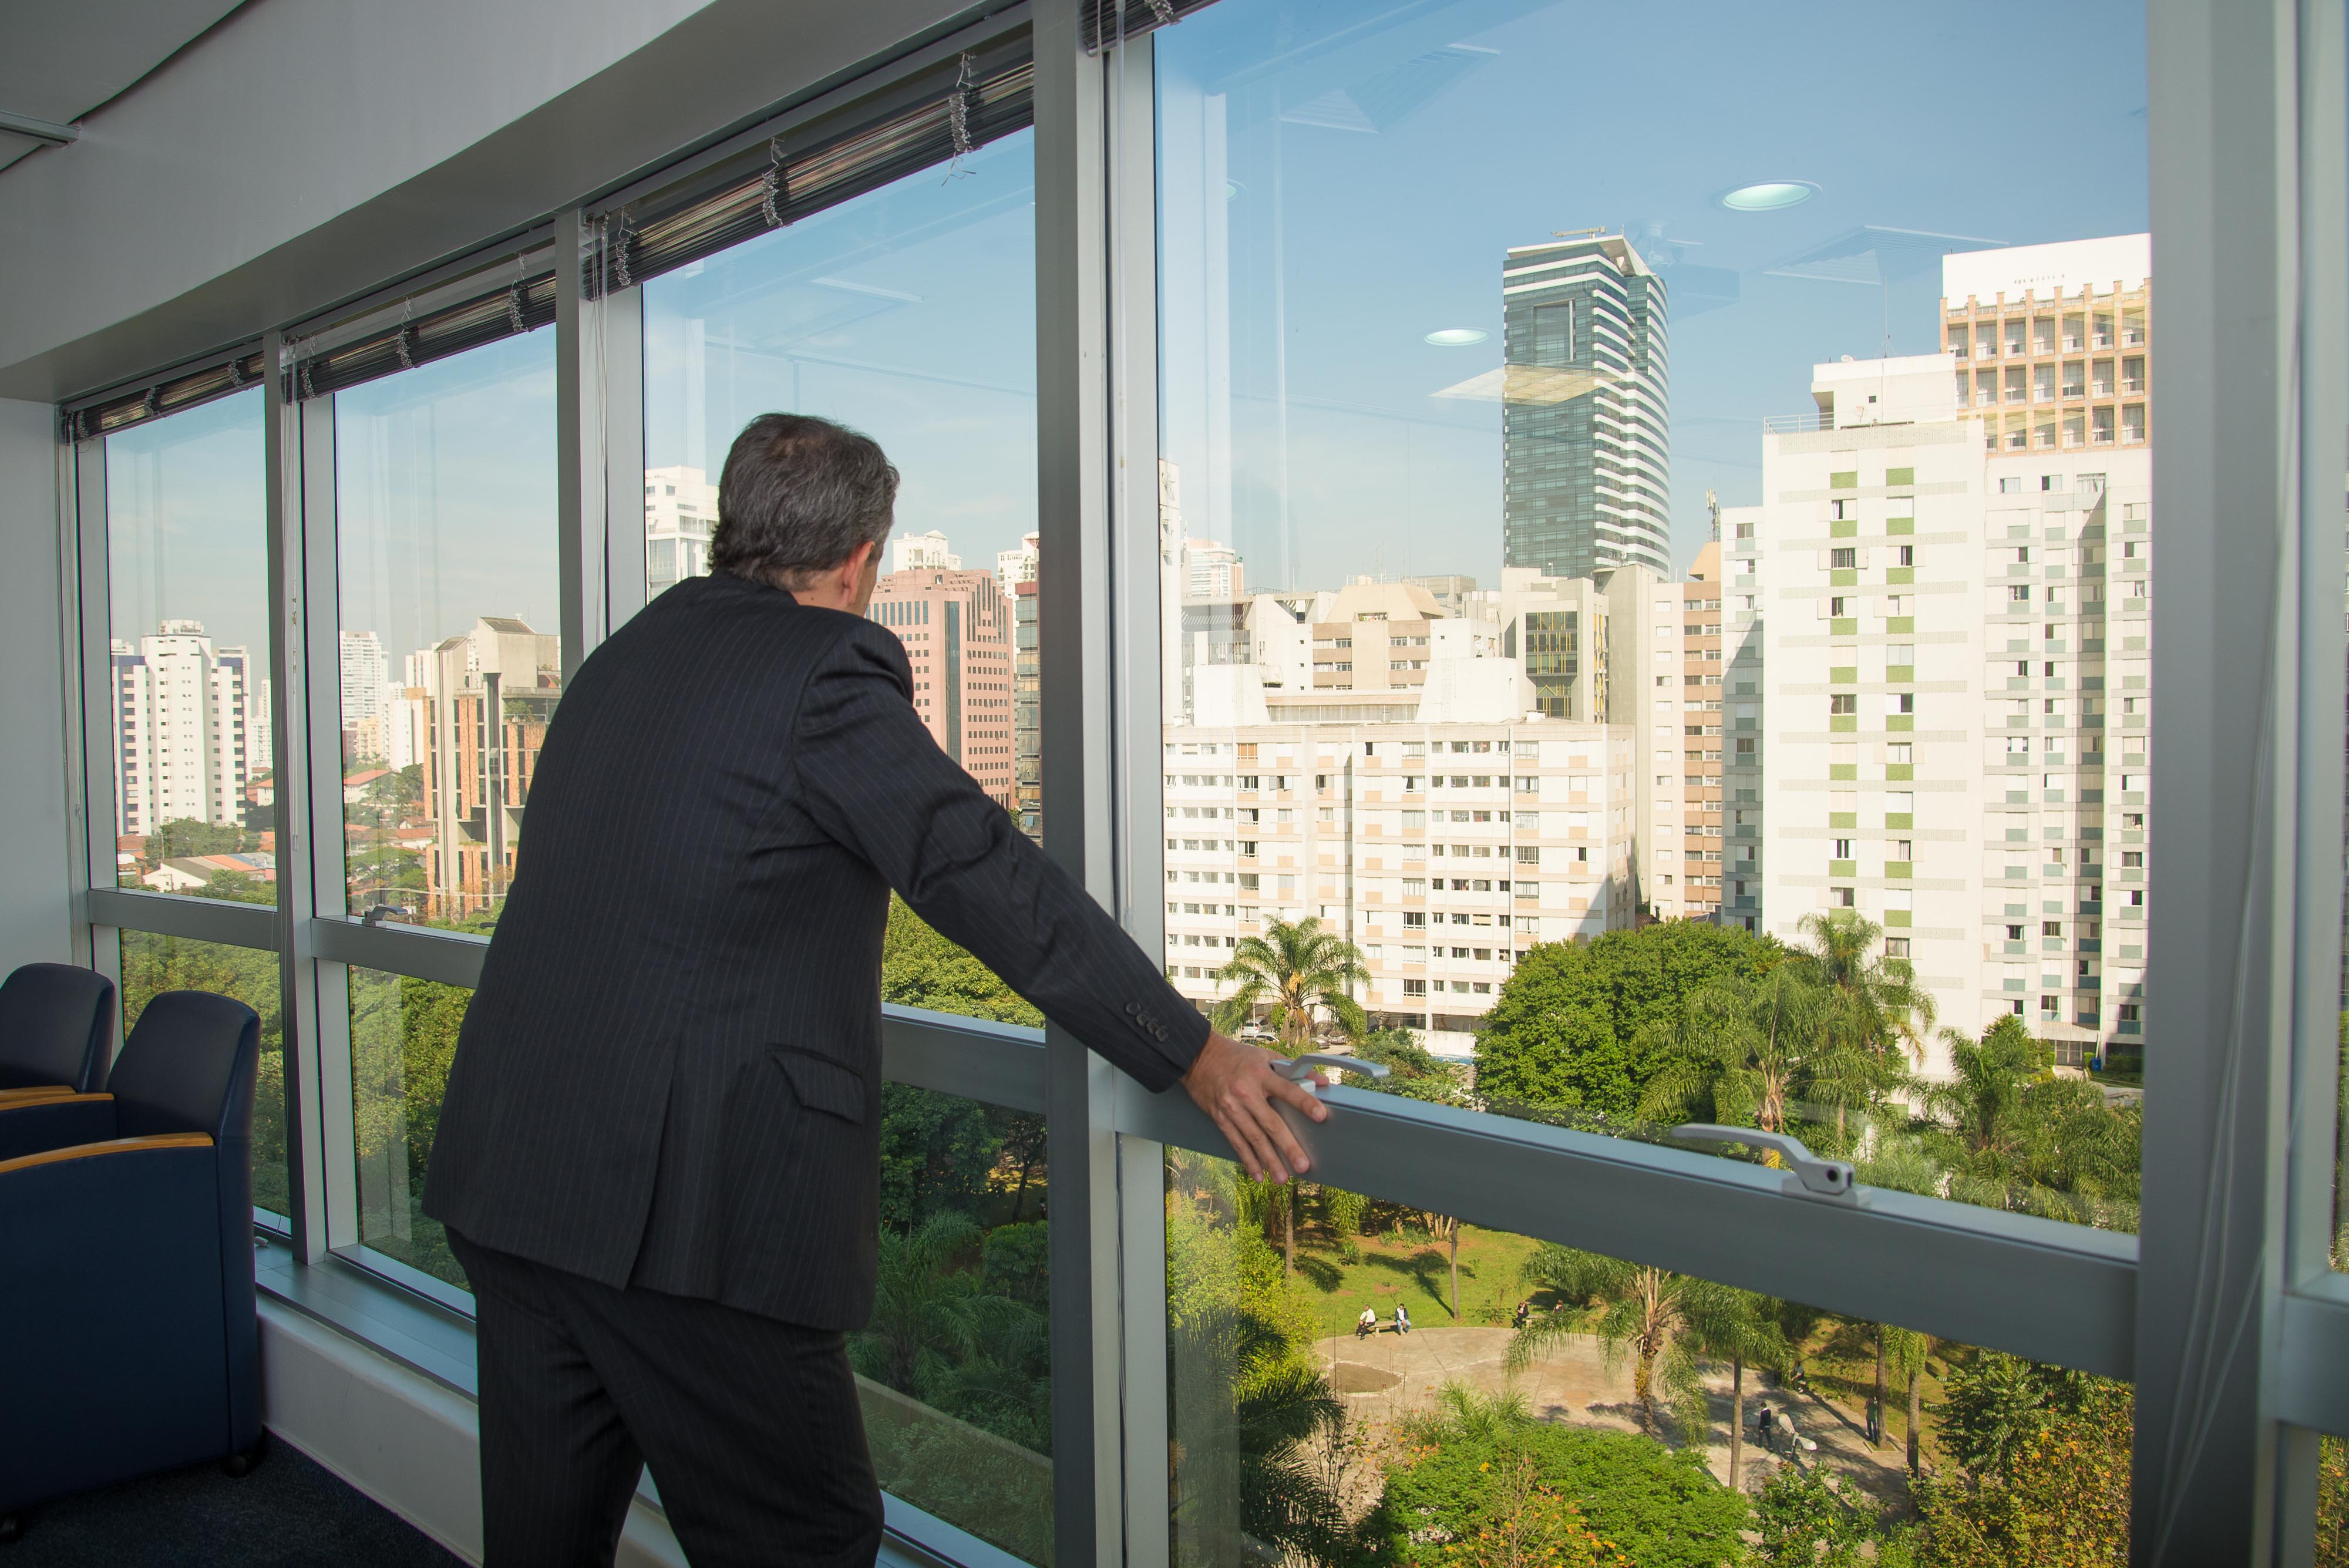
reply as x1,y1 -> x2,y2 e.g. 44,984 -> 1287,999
45,0 -> 2349,1559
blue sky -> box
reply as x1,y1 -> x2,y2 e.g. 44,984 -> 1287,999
1158,0 -> 2149,586
107,0 -> 2148,669
106,389 -> 269,657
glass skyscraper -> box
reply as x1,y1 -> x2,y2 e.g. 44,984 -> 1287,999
1500,233 -> 1672,580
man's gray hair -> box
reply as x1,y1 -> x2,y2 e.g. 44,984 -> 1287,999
709,413 -> 900,588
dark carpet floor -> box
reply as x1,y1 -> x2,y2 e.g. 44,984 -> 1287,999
4,1440 -> 466,1567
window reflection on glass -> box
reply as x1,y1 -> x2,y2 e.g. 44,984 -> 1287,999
332,334 -> 560,926
1156,0 -> 2147,1230
120,930 -> 286,1220
1166,1146 -> 2132,1565
349,965 -> 472,1290
103,391 -> 275,899
641,130 -> 1039,835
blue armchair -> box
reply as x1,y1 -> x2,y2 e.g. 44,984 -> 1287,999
0,961 -> 117,1101
0,989 -> 263,1536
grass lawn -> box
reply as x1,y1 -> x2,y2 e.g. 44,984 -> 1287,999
1277,1216 -> 1550,1338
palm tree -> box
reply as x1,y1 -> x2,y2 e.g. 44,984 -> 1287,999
1212,915 -> 1369,1052
1214,916 -> 1368,1277
1683,1287 -> 1789,1493
1796,909 -> 1937,1066
1885,1326 -> 1934,1476
1921,1013 -> 2049,1157
1509,1246 -> 1714,1440
1636,965 -> 1831,1138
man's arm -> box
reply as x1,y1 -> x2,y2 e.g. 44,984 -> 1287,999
792,627 -> 1325,1176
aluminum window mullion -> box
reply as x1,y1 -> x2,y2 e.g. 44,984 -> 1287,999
1035,3 -> 1126,1560
71,437 -> 115,933
265,332 -> 330,1265
556,209 -> 610,682
2136,0 -> 2306,1554
2287,0 -> 2349,1300
1101,29 -> 1173,1568
598,278 -> 648,639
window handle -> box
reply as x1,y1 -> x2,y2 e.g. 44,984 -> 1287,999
1277,1054 -> 1392,1093
1672,1123 -> 1862,1206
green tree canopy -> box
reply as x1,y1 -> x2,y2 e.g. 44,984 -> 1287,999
1369,1384 -> 1749,1568
143,817 -> 248,862
1476,922 -> 1782,1115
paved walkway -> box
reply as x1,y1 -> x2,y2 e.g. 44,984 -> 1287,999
1314,1324 -> 1913,1505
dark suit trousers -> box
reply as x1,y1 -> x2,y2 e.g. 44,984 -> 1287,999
449,1231 -> 883,1568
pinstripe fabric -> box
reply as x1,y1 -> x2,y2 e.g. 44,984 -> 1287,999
422,570 -> 1207,1331
453,1231 -> 883,1568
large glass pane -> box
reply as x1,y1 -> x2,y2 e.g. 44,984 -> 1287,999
119,930 -> 287,1220
1155,0 -> 2148,1230
641,130 -> 1037,827
1166,1145 -> 2132,1565
867,897 -> 1054,1561
333,334 -> 560,924
640,125 -> 1051,1556
103,391 -> 275,900
348,966 -> 473,1290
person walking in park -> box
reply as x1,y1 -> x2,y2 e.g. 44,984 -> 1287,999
423,414 -> 1326,1568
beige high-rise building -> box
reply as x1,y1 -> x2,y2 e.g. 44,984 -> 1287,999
866,568 -> 1017,809
1162,721 -> 1636,1054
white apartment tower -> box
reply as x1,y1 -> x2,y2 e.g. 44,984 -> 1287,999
996,531 -> 1040,597
112,621 -> 254,837
645,464 -> 719,598
890,529 -> 961,574
1759,295 -> 2151,1072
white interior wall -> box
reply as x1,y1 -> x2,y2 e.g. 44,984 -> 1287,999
0,398 -> 73,969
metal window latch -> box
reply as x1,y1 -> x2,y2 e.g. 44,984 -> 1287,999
1277,1054 -> 1392,1093
361,904 -> 394,928
1671,1123 -> 1864,1206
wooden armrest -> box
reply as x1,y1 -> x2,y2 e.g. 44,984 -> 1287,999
0,1090 -> 111,1111
0,1132 -> 211,1176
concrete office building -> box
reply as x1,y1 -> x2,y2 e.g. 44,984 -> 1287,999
110,620 -> 256,838
1499,233 -> 1671,581
1719,505 -> 1769,929
413,616 -> 562,918
890,529 -> 960,573
1759,345 -> 2152,1072
866,568 -> 1017,808
644,464 -> 719,598
1942,234 -> 2151,457
1604,544 -> 1732,924
1014,577 -> 1040,839
1162,722 -> 1636,1055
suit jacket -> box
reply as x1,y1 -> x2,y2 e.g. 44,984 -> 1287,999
421,570 -> 1208,1330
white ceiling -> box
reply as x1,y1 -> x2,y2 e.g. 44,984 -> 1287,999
0,0 -> 247,175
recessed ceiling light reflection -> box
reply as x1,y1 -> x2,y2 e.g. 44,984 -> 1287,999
1717,180 -> 1820,212
1423,328 -> 1489,346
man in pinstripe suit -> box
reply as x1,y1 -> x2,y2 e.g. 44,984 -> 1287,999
423,413 -> 1323,1567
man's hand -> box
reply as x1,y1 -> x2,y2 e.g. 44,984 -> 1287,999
1181,1032 -> 1328,1183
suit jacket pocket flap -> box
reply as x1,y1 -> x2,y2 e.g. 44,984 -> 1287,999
770,1047 -> 867,1123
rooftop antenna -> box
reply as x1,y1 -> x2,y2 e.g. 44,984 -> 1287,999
1552,226 -> 1608,240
